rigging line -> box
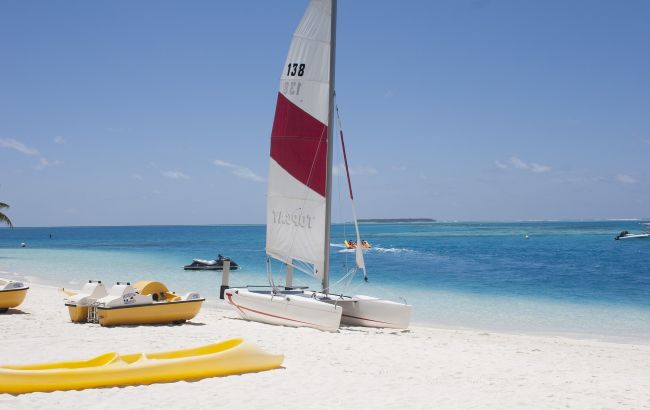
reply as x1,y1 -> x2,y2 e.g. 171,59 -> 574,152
266,257 -> 277,292
329,266 -> 357,290
335,105 -> 354,201
358,278 -> 408,305
333,108 -> 350,276
335,104 -> 368,282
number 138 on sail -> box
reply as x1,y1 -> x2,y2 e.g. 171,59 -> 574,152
286,63 -> 305,76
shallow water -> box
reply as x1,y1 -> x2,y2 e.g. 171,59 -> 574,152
1,221 -> 649,341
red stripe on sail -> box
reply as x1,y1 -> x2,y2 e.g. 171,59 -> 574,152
270,92 -> 327,197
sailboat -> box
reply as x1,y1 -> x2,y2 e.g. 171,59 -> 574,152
224,0 -> 411,331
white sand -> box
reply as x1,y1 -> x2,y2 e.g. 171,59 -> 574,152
1,283 -> 649,409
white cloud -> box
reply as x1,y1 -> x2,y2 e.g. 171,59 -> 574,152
0,138 -> 39,156
54,136 -> 66,144
35,158 -> 62,170
162,170 -> 190,180
384,90 -> 394,98
530,163 -> 551,173
0,138 -> 61,170
496,156 -> 551,173
131,173 -> 144,181
509,157 -> 529,170
213,159 -> 263,182
617,174 -> 637,185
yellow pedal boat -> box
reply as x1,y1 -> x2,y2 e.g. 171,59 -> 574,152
0,278 -> 29,312
0,338 -> 284,394
64,280 -> 204,326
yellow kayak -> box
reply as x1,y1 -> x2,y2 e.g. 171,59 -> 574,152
0,338 -> 283,394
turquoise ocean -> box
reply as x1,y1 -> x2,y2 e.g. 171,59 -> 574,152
1,221 -> 649,342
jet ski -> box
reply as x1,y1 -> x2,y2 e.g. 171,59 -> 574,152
184,254 -> 239,271
614,230 -> 650,240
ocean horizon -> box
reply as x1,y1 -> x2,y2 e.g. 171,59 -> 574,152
1,220 -> 649,342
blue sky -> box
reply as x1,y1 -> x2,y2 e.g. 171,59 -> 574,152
1,0 -> 649,226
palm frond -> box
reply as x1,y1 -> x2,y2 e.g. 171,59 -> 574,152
0,202 -> 9,210
0,212 -> 13,228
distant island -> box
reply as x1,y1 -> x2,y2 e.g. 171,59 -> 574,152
357,218 -> 436,223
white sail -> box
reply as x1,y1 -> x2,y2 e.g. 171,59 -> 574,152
266,0 -> 332,278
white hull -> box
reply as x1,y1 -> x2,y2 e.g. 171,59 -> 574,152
619,234 -> 650,239
224,288 -> 342,332
305,292 -> 411,329
338,295 -> 411,329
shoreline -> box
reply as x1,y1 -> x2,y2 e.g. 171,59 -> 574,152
6,269 -> 650,346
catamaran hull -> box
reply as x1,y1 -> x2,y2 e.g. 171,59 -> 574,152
0,338 -> 283,394
0,287 -> 28,312
337,296 -> 411,329
225,289 -> 342,332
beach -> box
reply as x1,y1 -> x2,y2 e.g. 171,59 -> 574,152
2,283 -> 649,409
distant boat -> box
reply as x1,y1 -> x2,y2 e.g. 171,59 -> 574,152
343,240 -> 372,249
224,0 -> 411,332
184,255 -> 239,271
614,230 -> 650,240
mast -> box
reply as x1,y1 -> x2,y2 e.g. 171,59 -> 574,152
322,0 -> 337,294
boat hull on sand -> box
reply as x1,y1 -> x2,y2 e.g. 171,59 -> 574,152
336,295 -> 411,329
302,291 -> 411,329
66,299 -> 204,326
96,299 -> 204,326
225,288 -> 342,332
0,338 -> 283,394
0,287 -> 28,312
65,280 -> 204,326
